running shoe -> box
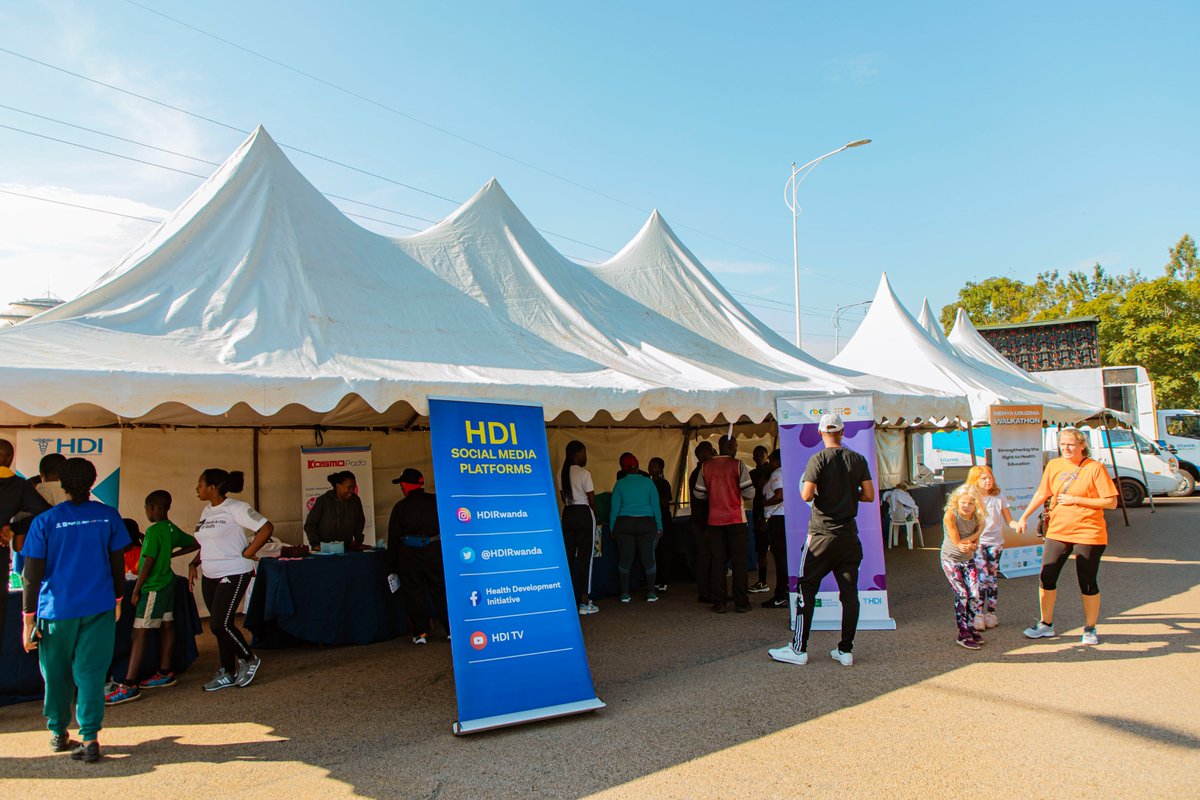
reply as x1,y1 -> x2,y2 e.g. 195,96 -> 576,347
234,655 -> 262,687
139,671 -> 178,689
712,602 -> 727,614
761,596 -> 788,608
956,635 -> 982,650
50,733 -> 72,752
969,629 -> 984,644
105,683 -> 141,706
830,648 -> 855,666
972,616 -> 987,632
734,604 -> 752,614
1023,621 -> 1057,639
748,582 -> 771,593
70,741 -> 100,763
412,633 -> 428,645
577,602 -> 599,615
646,592 -> 659,602
984,613 -> 998,629
654,584 -> 669,593
203,668 -> 236,692
1081,627 -> 1100,646
619,594 -> 631,603
768,645 -> 808,665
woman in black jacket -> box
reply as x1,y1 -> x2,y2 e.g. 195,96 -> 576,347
303,471 -> 366,548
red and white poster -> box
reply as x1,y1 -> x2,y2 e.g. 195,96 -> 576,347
299,445 -> 376,545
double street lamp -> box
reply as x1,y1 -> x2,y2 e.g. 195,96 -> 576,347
832,299 -> 872,353
783,139 -> 871,348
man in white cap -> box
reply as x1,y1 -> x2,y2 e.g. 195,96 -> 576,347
769,414 -> 874,666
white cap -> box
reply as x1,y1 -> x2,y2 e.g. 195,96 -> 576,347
818,413 -> 844,432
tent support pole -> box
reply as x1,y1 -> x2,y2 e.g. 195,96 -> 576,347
1125,412 -> 1156,513
253,428 -> 261,511
966,423 -> 977,465
1103,413 -> 1130,527
672,425 -> 694,515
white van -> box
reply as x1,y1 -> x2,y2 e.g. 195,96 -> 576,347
1155,409 -> 1200,493
1044,427 -> 1184,507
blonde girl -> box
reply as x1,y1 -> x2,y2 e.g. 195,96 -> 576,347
966,466 -> 1014,629
941,485 -> 985,649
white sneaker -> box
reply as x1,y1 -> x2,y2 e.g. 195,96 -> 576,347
1081,627 -> 1099,645
768,645 -> 808,665
577,601 -> 599,615
203,668 -> 236,692
1023,621 -> 1056,639
412,633 -> 428,645
972,616 -> 987,632
830,648 -> 854,666
984,613 -> 998,629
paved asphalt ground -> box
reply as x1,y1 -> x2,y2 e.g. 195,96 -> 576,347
2,498 -> 1197,799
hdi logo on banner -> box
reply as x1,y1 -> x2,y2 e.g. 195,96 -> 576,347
15,430 -> 122,508
428,397 -> 604,735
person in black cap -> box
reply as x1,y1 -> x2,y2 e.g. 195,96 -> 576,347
386,468 -> 450,645
769,414 -> 873,667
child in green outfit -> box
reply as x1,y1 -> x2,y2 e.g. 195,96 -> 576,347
105,490 -> 198,705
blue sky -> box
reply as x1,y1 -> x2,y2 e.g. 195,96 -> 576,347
1,1 -> 1197,359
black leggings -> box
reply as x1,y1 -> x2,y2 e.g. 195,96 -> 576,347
562,505 -> 595,603
201,572 -> 254,674
1039,539 -> 1106,596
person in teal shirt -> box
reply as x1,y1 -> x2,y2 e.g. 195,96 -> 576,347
609,453 -> 662,604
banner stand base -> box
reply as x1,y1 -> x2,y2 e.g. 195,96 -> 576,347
453,697 -> 606,736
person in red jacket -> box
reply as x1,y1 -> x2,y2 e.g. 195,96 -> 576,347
693,436 -> 755,613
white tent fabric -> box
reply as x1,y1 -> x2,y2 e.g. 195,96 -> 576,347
832,275 -> 1099,425
917,299 -> 953,349
947,308 -> 1099,421
0,127 -> 964,428
589,211 -> 962,421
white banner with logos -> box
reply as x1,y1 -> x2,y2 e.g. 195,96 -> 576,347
16,430 -> 122,507
299,446 -> 376,545
989,405 -> 1045,578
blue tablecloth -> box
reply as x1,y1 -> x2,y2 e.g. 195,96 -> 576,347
0,575 -> 202,706
243,550 -> 410,648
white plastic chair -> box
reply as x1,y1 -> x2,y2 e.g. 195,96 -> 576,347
885,489 -> 923,549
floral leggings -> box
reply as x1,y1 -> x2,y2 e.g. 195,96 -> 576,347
974,544 -> 1003,613
941,558 -> 981,635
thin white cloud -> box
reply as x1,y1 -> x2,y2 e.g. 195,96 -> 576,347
0,184 -> 167,302
827,53 -> 884,85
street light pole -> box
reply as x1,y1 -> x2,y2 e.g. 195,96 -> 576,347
784,138 -> 871,349
832,299 -> 873,353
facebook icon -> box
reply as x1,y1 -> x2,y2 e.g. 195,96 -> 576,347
468,590 -> 480,607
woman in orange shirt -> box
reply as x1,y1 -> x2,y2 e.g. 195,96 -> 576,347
1014,427 -> 1118,645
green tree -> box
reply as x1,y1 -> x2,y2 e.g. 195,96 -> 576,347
1165,234 -> 1198,281
938,276 -> 1039,331
1108,277 -> 1200,408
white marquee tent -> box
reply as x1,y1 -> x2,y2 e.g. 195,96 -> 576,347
833,275 -> 1100,426
0,127 -> 966,536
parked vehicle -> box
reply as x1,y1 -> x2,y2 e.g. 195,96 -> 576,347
1155,409 -> 1200,494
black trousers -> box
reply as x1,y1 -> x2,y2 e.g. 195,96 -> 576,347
653,515 -> 674,585
561,505 -> 595,603
709,523 -> 749,608
396,542 -> 450,636
794,532 -> 862,653
201,572 -> 254,674
768,515 -> 788,601
693,521 -> 713,601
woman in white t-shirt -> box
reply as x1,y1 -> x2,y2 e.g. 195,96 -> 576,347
559,441 -> 598,615
965,465 -> 1013,630
187,468 -> 274,693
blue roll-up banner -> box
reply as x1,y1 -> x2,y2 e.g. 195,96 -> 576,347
429,397 -> 605,735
